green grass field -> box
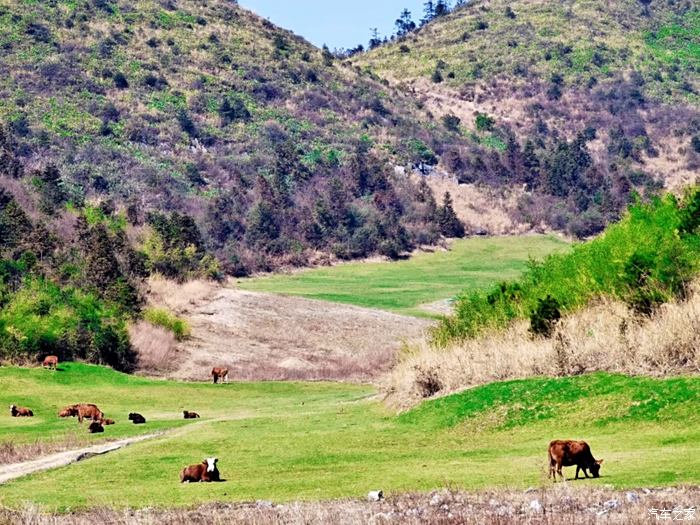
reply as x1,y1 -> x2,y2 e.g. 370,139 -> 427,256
237,236 -> 568,317
1,364 -> 698,511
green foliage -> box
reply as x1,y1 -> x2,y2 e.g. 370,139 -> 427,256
436,192 -> 465,238
0,279 -> 135,372
143,308 -> 191,340
475,112 -> 495,132
529,294 -> 561,337
434,191 -> 700,344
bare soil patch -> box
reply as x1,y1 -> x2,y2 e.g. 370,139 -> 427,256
136,279 -> 431,383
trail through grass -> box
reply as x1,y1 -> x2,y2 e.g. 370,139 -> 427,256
0,364 -> 698,510
238,236 -> 567,317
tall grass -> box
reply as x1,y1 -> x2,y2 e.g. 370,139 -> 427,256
433,190 -> 700,345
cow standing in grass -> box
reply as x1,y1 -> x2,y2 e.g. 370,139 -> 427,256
548,440 -> 603,480
42,355 -> 58,370
211,367 -> 229,384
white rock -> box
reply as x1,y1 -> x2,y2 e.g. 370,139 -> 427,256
530,500 -> 543,512
626,492 -> 641,503
603,499 -> 620,509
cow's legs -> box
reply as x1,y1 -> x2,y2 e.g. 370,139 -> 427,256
575,465 -> 580,480
556,461 -> 564,481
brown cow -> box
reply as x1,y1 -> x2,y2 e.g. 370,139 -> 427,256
9,404 -> 33,417
180,458 -> 220,483
88,421 -> 104,433
183,411 -> 200,419
42,355 -> 59,370
211,367 -> 229,384
100,418 -> 115,425
58,405 -> 78,418
548,440 -> 603,481
60,404 -> 103,423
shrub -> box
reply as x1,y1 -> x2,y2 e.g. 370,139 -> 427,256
529,295 -> 561,338
475,112 -> 495,132
143,307 -> 191,340
442,114 -> 461,133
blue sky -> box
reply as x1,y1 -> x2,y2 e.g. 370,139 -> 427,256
239,0 -> 428,50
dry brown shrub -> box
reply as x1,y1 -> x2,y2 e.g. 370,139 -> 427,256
386,287 -> 700,410
128,321 -> 178,374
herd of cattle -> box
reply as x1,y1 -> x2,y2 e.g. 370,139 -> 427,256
10,359 -> 605,484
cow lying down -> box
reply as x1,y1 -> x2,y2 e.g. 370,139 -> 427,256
9,404 -> 33,417
180,458 -> 221,483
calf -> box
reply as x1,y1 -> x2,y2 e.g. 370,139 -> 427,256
548,440 -> 603,481
88,421 -> 104,433
42,355 -> 59,370
9,404 -> 33,417
180,458 -> 220,483
100,418 -> 115,425
211,367 -> 229,384
183,411 -> 200,419
128,413 -> 146,424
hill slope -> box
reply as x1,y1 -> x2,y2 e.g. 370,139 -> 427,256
354,0 -> 700,236
0,0 -> 461,273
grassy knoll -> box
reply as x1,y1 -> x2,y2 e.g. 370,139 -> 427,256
237,235 -> 567,317
0,364 -> 698,510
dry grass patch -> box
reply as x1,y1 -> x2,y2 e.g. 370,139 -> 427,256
3,487 -> 698,524
388,288 -> 700,409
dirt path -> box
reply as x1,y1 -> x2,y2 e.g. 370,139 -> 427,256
137,280 -> 432,383
0,433 -> 162,485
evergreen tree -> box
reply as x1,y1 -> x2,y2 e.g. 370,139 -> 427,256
435,0 -> 450,17
395,9 -> 416,36
437,192 -> 465,238
421,1 -> 436,24
368,28 -> 382,49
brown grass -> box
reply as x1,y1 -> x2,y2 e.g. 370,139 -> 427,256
128,321 -> 179,374
2,487 -> 697,524
141,278 -> 429,383
386,287 -> 700,409
0,434 -> 88,466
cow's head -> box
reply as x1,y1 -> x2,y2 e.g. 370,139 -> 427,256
9,404 -> 15,412
591,459 -> 604,478
204,458 -> 218,473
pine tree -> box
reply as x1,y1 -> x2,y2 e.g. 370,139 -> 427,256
368,28 -> 382,49
421,1 -> 436,25
437,192 -> 465,238
395,9 -> 416,37
435,0 -> 450,17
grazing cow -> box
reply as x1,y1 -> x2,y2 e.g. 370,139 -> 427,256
42,355 -> 59,370
548,440 -> 604,481
72,404 -> 103,424
211,367 -> 229,384
9,404 -> 33,417
180,458 -> 220,483
100,418 -> 115,425
183,411 -> 200,419
128,413 -> 146,424
58,406 -> 77,418
88,421 -> 104,433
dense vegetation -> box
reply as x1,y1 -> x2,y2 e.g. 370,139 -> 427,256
434,187 -> 700,345
2,363 -> 699,508
0,0 -> 466,275
355,0 -> 700,237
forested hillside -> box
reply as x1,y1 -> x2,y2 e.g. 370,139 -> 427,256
355,0 -> 700,237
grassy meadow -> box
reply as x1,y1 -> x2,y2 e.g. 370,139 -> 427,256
1,364 -> 699,510
237,235 -> 567,317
